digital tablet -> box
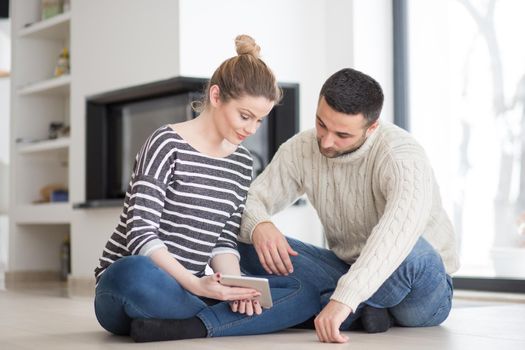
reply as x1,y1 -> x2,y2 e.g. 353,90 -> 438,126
220,275 -> 273,308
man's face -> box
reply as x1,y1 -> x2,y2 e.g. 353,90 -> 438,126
315,96 -> 378,158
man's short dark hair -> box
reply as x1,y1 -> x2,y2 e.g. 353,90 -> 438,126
320,68 -> 384,125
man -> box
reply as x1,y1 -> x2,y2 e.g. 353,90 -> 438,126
238,68 -> 459,343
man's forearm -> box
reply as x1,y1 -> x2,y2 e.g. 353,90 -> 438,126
240,142 -> 304,241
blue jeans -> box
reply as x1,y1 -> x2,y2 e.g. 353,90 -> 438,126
94,255 -> 320,337
239,237 -> 453,329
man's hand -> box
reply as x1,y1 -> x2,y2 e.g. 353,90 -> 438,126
251,222 -> 298,275
314,300 -> 352,343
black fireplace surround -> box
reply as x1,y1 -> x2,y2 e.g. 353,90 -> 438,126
75,76 -> 299,209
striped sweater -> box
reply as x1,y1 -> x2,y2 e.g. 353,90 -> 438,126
95,125 -> 253,283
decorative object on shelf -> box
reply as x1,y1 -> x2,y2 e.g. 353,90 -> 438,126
49,122 -> 70,139
33,183 -> 68,204
62,0 -> 70,13
41,0 -> 63,20
51,189 -> 69,202
15,137 -> 44,144
60,235 -> 71,281
53,47 -> 70,77
15,122 -> 70,146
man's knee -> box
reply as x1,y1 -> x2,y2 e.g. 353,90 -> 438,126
402,238 -> 445,273
286,236 -> 315,254
373,238 -> 449,308
392,296 -> 452,327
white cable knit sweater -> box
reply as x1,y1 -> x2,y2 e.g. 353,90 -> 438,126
240,121 -> 460,311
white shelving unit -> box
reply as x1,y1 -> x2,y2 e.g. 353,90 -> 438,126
9,1 -> 73,279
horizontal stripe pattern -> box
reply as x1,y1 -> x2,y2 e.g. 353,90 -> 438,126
95,125 -> 252,282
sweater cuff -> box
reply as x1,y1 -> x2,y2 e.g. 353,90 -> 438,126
329,281 -> 363,313
139,238 -> 167,256
240,212 -> 272,243
210,247 -> 241,260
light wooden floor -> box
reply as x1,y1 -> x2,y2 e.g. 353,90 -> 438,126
1,283 -> 524,349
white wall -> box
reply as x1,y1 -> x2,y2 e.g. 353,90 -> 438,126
180,0 -> 339,131
352,0 -> 394,123
326,1 -> 355,74
67,0 -> 393,278
179,0 -> 393,125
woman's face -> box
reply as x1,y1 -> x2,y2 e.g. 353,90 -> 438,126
210,86 -> 275,145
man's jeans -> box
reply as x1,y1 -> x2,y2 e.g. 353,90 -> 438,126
94,256 -> 320,337
239,237 -> 453,329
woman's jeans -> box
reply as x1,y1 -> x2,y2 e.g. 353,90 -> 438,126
94,256 -> 320,337
239,237 -> 453,329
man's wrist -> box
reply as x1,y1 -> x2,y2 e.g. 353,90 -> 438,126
252,221 -> 274,239
328,299 -> 353,314
329,292 -> 360,313
243,213 -> 272,241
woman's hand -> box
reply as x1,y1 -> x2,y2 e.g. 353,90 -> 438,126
190,273 -> 261,301
208,254 -> 263,315
230,299 -> 263,316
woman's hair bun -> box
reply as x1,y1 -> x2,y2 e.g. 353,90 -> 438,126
235,34 -> 261,58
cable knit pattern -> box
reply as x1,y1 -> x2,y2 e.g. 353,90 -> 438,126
240,121 -> 460,311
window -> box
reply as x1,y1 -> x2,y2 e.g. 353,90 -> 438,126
404,0 -> 525,284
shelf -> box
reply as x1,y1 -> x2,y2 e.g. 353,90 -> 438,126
73,199 -> 124,209
18,75 -> 71,96
18,12 -> 71,40
18,137 -> 70,154
13,202 -> 72,224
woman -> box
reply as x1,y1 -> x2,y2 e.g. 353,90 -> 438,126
94,35 -> 319,342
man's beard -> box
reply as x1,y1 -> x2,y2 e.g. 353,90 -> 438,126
317,133 -> 368,158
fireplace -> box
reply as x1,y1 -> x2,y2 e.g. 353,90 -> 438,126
76,76 -> 299,208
